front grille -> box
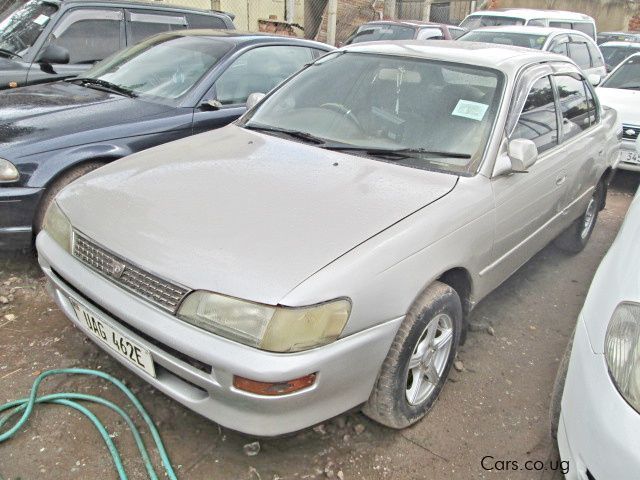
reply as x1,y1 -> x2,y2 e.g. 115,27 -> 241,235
73,233 -> 191,313
622,124 -> 640,141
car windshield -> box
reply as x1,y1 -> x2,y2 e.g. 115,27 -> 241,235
601,55 -> 640,90
600,45 -> 640,70
460,15 -> 525,29
344,24 -> 416,45
459,30 -> 547,49
81,35 -> 231,103
0,0 -> 58,57
241,52 -> 504,174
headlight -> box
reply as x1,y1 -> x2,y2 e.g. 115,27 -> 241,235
177,292 -> 351,352
605,302 -> 640,412
0,158 -> 19,182
42,201 -> 72,252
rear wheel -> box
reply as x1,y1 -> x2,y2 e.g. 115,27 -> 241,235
363,282 -> 462,429
554,182 -> 604,254
33,161 -> 105,237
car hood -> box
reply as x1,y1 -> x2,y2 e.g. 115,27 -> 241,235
0,81 -> 173,154
596,87 -> 640,124
58,125 -> 458,305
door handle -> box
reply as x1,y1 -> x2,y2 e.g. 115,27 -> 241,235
556,175 -> 567,186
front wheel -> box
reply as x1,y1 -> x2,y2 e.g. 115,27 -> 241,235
554,182 -> 604,254
363,281 -> 462,429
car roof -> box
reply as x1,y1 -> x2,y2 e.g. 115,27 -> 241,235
358,20 -> 452,29
600,41 -> 640,48
466,25 -> 582,36
340,40 -> 568,73
53,0 -> 232,18
155,29 -> 333,50
466,8 -> 593,22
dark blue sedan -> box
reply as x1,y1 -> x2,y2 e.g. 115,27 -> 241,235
0,30 -> 332,249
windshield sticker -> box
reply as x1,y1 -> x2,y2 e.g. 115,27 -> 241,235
33,14 -> 50,26
452,100 -> 489,122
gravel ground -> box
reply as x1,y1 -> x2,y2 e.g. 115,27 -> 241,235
0,172 -> 638,480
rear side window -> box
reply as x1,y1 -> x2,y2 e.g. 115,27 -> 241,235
567,42 -> 591,69
555,74 -> 591,140
128,11 -> 187,44
573,22 -> 595,38
186,13 -> 227,29
550,21 -> 572,29
527,19 -> 546,27
512,76 -> 558,153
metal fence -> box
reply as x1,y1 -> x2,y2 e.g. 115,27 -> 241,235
0,0 -> 475,45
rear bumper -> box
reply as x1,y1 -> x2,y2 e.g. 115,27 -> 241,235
558,317 -> 640,480
617,140 -> 640,172
0,186 -> 43,249
36,232 -> 402,436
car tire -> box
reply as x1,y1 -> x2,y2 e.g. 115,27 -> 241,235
554,181 -> 604,254
550,328 -> 574,439
33,161 -> 105,237
363,281 -> 462,429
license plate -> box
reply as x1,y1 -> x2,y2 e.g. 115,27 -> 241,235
71,300 -> 156,377
623,150 -> 639,164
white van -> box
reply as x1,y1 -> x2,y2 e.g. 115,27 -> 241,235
460,9 -> 597,39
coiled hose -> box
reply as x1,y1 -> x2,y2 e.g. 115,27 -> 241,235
0,368 -> 178,480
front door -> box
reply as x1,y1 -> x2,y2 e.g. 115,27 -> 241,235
27,8 -> 125,85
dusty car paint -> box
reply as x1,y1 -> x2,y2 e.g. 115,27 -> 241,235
37,41 -> 620,435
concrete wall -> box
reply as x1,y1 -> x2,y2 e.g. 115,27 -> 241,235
496,0 -> 639,32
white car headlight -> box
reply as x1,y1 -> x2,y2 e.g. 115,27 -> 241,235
42,201 -> 72,253
177,292 -> 351,352
0,158 -> 19,182
605,302 -> 640,412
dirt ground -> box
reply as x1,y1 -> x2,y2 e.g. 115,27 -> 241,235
1,172 -> 638,480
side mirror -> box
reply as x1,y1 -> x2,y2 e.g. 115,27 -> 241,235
38,44 -> 70,65
588,73 -> 602,87
508,138 -> 538,172
246,92 -> 266,110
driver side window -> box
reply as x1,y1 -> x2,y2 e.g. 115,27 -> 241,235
512,76 -> 558,153
214,45 -> 314,106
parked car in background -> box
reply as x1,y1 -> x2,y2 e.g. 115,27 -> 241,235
37,41 -> 619,436
597,31 -> 640,45
552,149 -> 640,479
597,53 -> 640,171
460,9 -> 597,39
459,27 -> 606,81
0,0 -> 235,89
0,30 -> 332,249
600,41 -> 640,72
342,20 -> 466,45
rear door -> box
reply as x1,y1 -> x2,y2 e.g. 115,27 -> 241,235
27,7 -> 125,84
192,44 -> 318,134
125,10 -> 188,45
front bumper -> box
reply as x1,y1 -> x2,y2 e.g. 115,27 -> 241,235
0,186 -> 43,249
616,140 -> 640,172
558,316 -> 640,480
36,232 -> 402,436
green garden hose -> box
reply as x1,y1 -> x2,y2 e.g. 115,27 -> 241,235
0,368 -> 178,480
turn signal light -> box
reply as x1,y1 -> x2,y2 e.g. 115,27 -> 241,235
233,373 -> 316,396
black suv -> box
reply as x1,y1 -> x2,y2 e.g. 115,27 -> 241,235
0,0 -> 234,89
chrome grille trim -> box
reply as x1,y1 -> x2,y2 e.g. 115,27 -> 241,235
622,124 -> 640,141
72,233 -> 191,313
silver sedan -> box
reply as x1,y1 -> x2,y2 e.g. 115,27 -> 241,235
37,41 -> 620,436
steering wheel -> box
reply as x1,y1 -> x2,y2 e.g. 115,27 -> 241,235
319,103 -> 363,131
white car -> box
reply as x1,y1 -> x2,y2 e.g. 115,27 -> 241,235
459,26 -> 606,81
597,53 -> 640,171
554,138 -> 640,480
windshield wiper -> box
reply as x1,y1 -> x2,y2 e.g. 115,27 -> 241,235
243,124 -> 327,145
324,146 -> 471,160
0,48 -> 20,59
70,78 -> 137,98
